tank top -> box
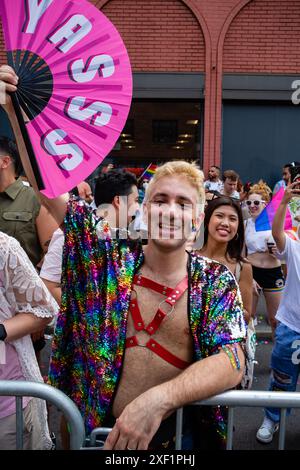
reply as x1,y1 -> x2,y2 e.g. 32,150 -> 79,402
244,218 -> 270,255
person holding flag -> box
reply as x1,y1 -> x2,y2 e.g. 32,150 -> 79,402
256,181 -> 300,444
244,181 -> 285,338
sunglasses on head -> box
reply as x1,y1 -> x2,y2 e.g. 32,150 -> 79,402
246,200 -> 265,206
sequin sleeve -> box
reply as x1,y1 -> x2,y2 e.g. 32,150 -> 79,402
204,263 -> 247,354
189,255 -> 246,358
48,198 -> 143,433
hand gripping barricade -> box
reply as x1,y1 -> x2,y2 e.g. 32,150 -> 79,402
3,381 -> 300,450
89,390 -> 300,451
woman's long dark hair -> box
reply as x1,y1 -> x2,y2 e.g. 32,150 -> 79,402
203,196 -> 245,262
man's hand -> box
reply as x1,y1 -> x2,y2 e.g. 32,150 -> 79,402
282,182 -> 300,204
272,182 -> 300,252
0,65 -> 18,114
104,387 -> 168,450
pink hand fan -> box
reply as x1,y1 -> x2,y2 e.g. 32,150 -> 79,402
0,0 -> 132,198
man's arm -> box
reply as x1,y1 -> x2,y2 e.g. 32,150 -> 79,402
272,182 -> 300,252
104,346 -> 244,450
36,205 -> 59,254
0,65 -> 68,225
41,279 -> 61,305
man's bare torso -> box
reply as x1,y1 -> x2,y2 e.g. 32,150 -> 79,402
112,266 -> 193,417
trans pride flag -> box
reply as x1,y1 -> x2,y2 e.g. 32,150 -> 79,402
139,163 -> 157,182
255,187 -> 293,231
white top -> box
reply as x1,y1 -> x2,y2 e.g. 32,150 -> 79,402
244,218 -> 270,254
0,232 -> 58,448
40,228 -> 64,284
276,236 -> 300,333
221,189 -> 240,200
204,180 -> 223,193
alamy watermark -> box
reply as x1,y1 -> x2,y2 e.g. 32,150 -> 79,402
291,80 -> 300,105
292,339 -> 300,365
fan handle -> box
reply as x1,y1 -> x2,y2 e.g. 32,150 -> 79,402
7,52 -> 45,191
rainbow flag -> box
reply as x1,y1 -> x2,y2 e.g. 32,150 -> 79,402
139,163 -> 157,182
255,187 -> 293,231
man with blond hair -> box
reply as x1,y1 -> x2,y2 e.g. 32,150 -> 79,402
0,65 -> 246,450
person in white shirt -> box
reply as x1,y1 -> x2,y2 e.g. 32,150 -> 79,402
40,227 -> 64,305
40,170 -> 139,306
0,231 -> 57,449
256,181 -> 300,444
204,166 -> 223,194
220,170 -> 240,200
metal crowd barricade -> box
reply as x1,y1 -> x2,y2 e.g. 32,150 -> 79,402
0,380 -> 85,450
176,390 -> 300,450
87,390 -> 300,451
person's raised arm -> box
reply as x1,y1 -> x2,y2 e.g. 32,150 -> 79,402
0,65 -> 68,225
272,182 -> 300,253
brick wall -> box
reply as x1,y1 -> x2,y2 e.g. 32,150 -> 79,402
223,0 -> 300,73
0,0 -> 205,72
101,0 -> 205,72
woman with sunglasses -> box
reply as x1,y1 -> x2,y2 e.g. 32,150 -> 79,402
199,196 -> 253,323
244,181 -> 284,337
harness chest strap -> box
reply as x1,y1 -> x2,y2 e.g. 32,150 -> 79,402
126,275 -> 190,370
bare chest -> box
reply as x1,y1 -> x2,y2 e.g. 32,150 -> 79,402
112,278 -> 193,417
127,285 -> 192,348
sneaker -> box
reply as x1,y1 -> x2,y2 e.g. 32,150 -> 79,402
256,417 -> 279,443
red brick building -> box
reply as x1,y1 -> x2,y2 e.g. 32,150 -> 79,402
1,0 -> 300,186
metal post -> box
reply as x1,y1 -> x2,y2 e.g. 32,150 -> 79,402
15,396 -> 23,450
278,408 -> 287,450
226,407 -> 234,450
175,407 -> 183,450
89,427 -> 112,447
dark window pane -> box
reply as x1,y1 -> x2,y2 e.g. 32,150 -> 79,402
152,120 -> 178,144
122,119 -> 134,138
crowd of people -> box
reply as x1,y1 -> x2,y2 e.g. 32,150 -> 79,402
0,64 -> 300,450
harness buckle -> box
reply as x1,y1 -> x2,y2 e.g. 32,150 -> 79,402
157,298 -> 175,317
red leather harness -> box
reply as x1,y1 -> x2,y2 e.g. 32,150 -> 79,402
126,273 -> 190,370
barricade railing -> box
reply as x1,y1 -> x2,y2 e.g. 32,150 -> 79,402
90,390 -> 300,451
0,380 -> 85,450
177,390 -> 300,450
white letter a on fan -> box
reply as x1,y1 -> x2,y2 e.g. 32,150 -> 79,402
23,0 -> 54,34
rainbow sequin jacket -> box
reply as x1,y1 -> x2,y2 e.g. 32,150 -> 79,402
48,199 -> 246,441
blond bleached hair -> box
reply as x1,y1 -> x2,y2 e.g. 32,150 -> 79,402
248,180 -> 272,203
144,160 -> 205,205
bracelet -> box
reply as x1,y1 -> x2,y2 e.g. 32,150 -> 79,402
221,344 -> 240,370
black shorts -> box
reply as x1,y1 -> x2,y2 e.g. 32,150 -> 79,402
252,266 -> 285,292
